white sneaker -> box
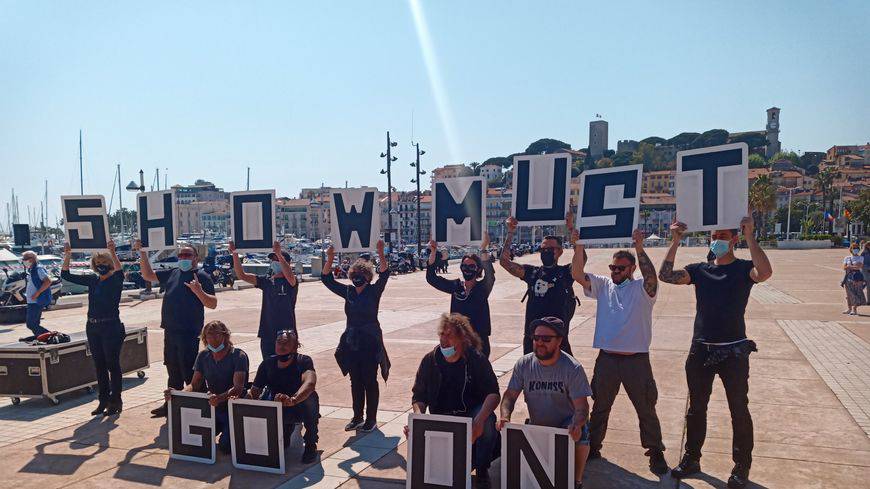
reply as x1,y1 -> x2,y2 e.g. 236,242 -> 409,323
843,310 -> 851,314
850,311 -> 857,315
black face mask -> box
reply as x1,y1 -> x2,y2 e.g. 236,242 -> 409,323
351,275 -> 368,287
540,249 -> 556,267
95,264 -> 111,276
276,353 -> 293,362
460,265 -> 478,280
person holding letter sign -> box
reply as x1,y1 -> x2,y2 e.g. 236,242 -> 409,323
229,240 -> 298,359
571,229 -> 669,475
321,240 -> 390,433
136,240 -> 217,418
498,317 -> 592,489
408,313 -> 500,488
425,234 -> 496,358
61,240 -> 127,416
248,330 -> 319,464
165,320 -> 248,454
500,216 -> 578,355
658,217 -> 772,489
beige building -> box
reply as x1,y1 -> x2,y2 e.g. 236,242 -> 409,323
276,198 -> 309,237
177,200 -> 230,235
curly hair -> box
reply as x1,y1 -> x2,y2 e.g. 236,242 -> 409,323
90,251 -> 114,273
349,258 -> 374,282
438,313 -> 482,353
200,320 -> 233,348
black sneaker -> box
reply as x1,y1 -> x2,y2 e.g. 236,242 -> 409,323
18,335 -> 36,343
150,403 -> 168,418
90,401 -> 108,416
646,449 -> 669,476
104,401 -> 123,416
301,443 -> 317,464
358,419 -> 377,432
670,454 -> 701,479
344,418 -> 364,431
727,463 -> 750,488
586,449 -> 602,461
474,469 -> 491,489
574,482 -> 583,489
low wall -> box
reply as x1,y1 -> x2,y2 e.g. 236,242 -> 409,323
777,240 -> 833,250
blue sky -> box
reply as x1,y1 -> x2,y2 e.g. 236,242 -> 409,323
2,0 -> 868,227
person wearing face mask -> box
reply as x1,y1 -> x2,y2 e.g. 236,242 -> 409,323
249,330 -> 320,463
321,239 -> 390,433
18,250 -> 53,342
136,241 -> 217,418
658,217 -> 772,489
406,314 -> 500,488
571,228 -> 668,475
425,234 -> 496,357
500,215 -> 579,355
842,242 -> 866,315
165,320 -> 248,454
229,240 -> 298,358
861,241 -> 870,303
60,240 -> 126,416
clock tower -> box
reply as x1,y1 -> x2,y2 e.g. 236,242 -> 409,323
765,107 -> 781,158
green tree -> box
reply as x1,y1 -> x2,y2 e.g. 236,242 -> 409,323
469,162 -> 481,175
611,151 -> 633,167
109,208 -> 137,234
728,132 -> 768,149
748,153 -> 768,169
630,142 -> 656,169
667,132 -> 700,148
483,156 -> 512,169
815,167 -> 838,232
524,138 -> 571,155
690,129 -> 729,149
769,151 -> 801,166
849,189 -> 870,228
596,157 -> 613,168
640,136 -> 666,146
749,174 -> 776,237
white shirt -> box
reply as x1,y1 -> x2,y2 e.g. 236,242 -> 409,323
25,266 -> 49,304
844,255 -> 863,268
584,273 -> 656,353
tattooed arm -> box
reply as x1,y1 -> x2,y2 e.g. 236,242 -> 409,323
632,229 -> 658,297
658,221 -> 692,285
567,397 -> 590,442
499,217 -> 526,279
496,388 -> 521,431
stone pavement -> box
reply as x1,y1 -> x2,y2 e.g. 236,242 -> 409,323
0,246 -> 868,488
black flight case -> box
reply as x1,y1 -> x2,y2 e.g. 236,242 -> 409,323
0,325 -> 149,405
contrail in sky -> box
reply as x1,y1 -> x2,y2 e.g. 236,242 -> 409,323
408,0 -> 461,162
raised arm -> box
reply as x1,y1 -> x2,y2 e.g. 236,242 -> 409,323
60,243 -> 94,285
229,241 -> 257,285
499,217 -> 526,279
134,239 -> 158,283
107,239 -> 122,272
742,216 -> 772,283
273,241 -> 297,287
633,229 -> 658,298
425,240 -> 454,292
570,228 -> 591,290
658,221 -> 692,285
376,239 -> 388,274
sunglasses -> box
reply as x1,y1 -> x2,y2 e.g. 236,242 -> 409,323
532,335 -> 557,343
608,265 -> 628,272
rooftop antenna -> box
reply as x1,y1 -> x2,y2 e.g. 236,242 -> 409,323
246,166 -> 250,190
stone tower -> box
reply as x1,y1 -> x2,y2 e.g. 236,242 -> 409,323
765,107 -> 781,158
589,120 -> 609,159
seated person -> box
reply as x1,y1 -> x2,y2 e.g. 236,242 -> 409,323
165,320 -> 248,454
248,330 -> 319,464
408,313 -> 500,489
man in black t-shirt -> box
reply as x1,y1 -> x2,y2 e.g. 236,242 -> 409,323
249,330 -> 320,464
137,240 -> 217,418
230,241 -> 298,359
499,216 -> 579,355
409,314 -> 500,488
658,217 -> 772,489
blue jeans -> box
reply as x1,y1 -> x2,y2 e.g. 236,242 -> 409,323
215,408 -> 231,452
25,303 -> 50,337
470,404 -> 499,471
282,392 -> 320,446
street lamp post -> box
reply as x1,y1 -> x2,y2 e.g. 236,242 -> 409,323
410,143 -> 426,268
786,187 -> 794,240
380,131 -> 398,254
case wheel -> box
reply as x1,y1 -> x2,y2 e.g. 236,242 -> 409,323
45,396 -> 60,406
137,371 -> 146,379
11,397 -> 20,405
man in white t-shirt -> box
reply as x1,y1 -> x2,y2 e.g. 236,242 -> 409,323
570,228 -> 668,476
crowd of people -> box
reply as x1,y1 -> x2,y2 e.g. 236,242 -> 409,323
26,212 -> 774,489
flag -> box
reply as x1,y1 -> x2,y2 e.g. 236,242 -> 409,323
825,211 -> 836,222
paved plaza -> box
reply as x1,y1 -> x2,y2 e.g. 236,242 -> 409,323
0,246 -> 868,488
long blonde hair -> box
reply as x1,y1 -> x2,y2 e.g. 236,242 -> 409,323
90,251 -> 114,273
200,320 -> 233,348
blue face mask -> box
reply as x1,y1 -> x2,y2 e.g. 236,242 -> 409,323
710,240 -> 730,258
616,278 -> 631,289
271,262 -> 283,274
207,343 -> 225,353
178,259 -> 193,271
440,345 -> 456,358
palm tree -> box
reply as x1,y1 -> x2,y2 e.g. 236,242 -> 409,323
815,167 -> 838,232
749,174 -> 776,238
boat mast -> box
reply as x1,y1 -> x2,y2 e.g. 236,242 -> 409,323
79,130 -> 84,195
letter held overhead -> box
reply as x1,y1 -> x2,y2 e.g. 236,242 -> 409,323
330,187 -> 381,252
512,153 -> 572,227
137,190 -> 177,251
61,195 -> 110,252
676,143 -> 748,232
432,176 -> 486,246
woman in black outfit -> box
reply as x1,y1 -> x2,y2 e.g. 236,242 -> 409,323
425,233 -> 496,357
321,239 -> 390,433
61,240 -> 126,416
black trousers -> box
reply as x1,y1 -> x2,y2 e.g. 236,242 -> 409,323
684,346 -> 754,466
480,335 -> 491,359
164,334 -> 200,390
86,320 -> 125,403
523,333 -> 572,356
283,392 -> 320,446
347,351 -> 379,422
588,351 -> 665,453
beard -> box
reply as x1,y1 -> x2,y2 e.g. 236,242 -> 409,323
534,347 -> 555,361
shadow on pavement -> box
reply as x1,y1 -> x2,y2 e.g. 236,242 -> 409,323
0,377 -> 146,421
21,416 -> 118,475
